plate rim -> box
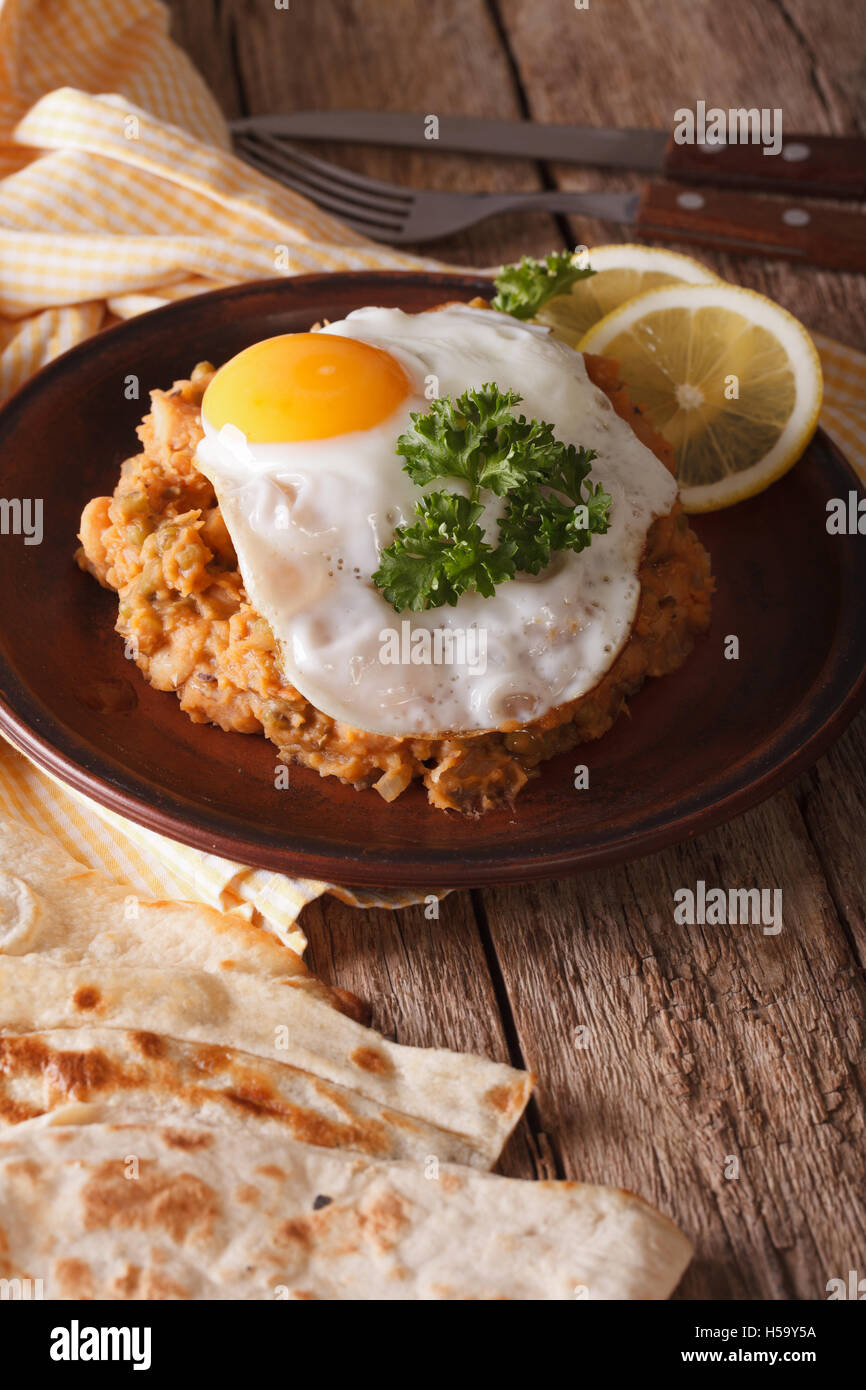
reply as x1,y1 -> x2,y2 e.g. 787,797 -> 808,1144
0,270 -> 864,887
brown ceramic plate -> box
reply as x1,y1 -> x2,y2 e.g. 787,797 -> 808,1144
0,272 -> 864,887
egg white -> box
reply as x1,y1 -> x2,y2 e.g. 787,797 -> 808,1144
194,305 -> 678,737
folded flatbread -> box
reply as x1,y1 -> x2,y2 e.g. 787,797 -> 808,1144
0,1028 -> 486,1166
0,817 -> 531,1166
0,956 -> 530,1165
0,1118 -> 693,1300
0,816 -> 342,1007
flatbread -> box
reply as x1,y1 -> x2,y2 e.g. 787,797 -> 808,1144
0,1118 -> 693,1300
0,954 -> 531,1166
0,1028 -> 485,1166
0,815 -> 532,1167
0,816 -> 349,1005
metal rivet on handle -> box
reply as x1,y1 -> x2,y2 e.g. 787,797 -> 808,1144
782,143 -> 811,162
677,192 -> 705,210
782,208 -> 810,227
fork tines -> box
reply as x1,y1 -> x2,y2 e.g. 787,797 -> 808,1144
232,132 -> 411,239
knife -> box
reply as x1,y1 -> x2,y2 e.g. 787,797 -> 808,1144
229,111 -> 866,200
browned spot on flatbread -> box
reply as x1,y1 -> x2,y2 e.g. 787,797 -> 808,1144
223,1081 -> 278,1117
361,1191 -> 409,1253
439,1173 -> 463,1194
43,1050 -> 113,1099
350,1046 -> 392,1076
81,1160 -> 219,1245
275,1218 -> 314,1253
161,1129 -> 213,1151
223,1081 -> 391,1157
256,1165 -> 285,1181
272,1189 -> 410,1262
0,1035 -> 142,1116
114,1258 -> 191,1300
291,1290 -> 318,1299
0,1096 -> 43,1124
4,1159 -> 40,1183
0,1037 -> 53,1118
235,1185 -> 260,1205
219,959 -> 237,970
0,1036 -> 50,1072
310,1077 -> 353,1109
53,1257 -> 95,1300
0,1254 -> 31,1280
141,1269 -> 192,1300
484,1083 -> 518,1114
112,1263 -> 142,1297
189,1044 -> 233,1074
380,1109 -> 421,1133
73,986 -> 101,1011
128,1031 -> 166,1059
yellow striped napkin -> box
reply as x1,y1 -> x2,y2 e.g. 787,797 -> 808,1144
810,332 -> 866,471
0,0 -> 863,939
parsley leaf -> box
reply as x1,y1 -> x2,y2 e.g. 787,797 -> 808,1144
491,251 -> 595,321
373,385 -> 612,612
373,492 -> 516,611
498,447 -> 611,574
396,385 -> 555,497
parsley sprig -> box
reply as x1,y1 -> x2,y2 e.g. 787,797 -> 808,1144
372,385 -> 612,612
491,250 -> 595,320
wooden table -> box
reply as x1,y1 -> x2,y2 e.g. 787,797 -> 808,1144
170,0 -> 866,1299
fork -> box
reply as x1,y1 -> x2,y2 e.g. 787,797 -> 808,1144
231,129 -> 635,244
231,128 -> 866,271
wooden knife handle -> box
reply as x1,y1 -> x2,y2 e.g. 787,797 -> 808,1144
636,182 -> 866,273
663,134 -> 866,200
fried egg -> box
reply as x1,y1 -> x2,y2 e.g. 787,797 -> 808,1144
194,305 -> 678,737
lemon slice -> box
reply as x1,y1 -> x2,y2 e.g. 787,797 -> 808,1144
537,244 -> 719,345
577,283 -> 823,512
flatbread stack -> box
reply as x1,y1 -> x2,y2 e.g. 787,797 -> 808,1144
0,816 -> 692,1299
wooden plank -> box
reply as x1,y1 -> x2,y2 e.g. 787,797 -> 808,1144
792,712 -> 866,964
165,0 -> 243,119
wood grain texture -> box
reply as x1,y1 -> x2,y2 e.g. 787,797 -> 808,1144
214,0 -> 563,266
165,0 -> 866,1300
496,0 -> 866,344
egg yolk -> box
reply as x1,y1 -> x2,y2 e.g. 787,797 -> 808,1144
201,333 -> 410,442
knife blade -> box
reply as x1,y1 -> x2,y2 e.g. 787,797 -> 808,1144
229,111 -> 866,200
231,110 -> 666,170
